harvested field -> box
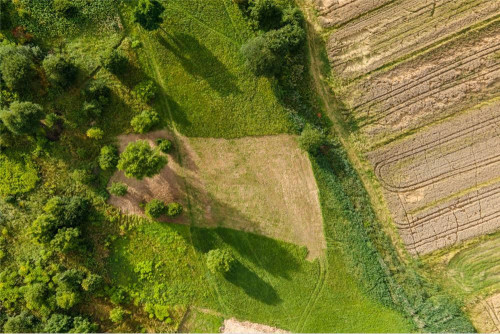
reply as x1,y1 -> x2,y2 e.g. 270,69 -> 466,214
221,318 -> 289,333
325,0 -> 500,79
314,0 -> 393,28
471,294 -> 500,333
368,102 -> 500,254
109,132 -> 325,259
345,21 -> 500,145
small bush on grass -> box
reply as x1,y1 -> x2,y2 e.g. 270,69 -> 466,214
155,138 -> 172,153
206,249 -> 235,274
131,110 -> 159,133
134,80 -> 156,102
144,303 -> 171,322
101,50 -> 128,75
241,35 -> 282,77
298,124 -> 326,154
117,140 -> 166,179
145,199 -> 166,219
166,202 -> 182,217
99,145 -> 119,170
108,182 -> 128,196
86,127 -> 104,140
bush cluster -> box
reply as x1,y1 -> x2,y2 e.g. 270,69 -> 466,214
131,109 -> 159,134
108,182 -> 128,196
101,50 -> 128,75
99,145 -> 119,170
117,140 -> 166,179
0,101 -> 43,135
206,249 -> 235,274
42,54 -> 77,88
134,80 -> 156,102
155,138 -> 173,153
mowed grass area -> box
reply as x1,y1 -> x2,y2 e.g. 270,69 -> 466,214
122,0 -> 294,138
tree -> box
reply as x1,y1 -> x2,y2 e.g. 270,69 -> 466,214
265,23 -> 305,56
249,0 -> 283,31
43,314 -> 72,333
50,227 -> 81,253
145,199 -> 166,219
0,45 -> 36,92
133,0 -> 165,31
166,202 -> 183,217
42,54 -> 77,88
117,140 -> 166,179
109,307 -> 126,324
84,79 -> 111,106
156,138 -> 172,153
55,289 -> 80,310
31,214 -> 60,244
131,109 -> 159,134
81,273 -> 103,293
298,124 -> 326,154
3,312 -> 36,333
99,145 -> 119,170
108,182 -> 128,196
54,269 -> 85,291
43,196 -> 90,227
206,249 -> 235,274
23,283 -> 49,312
101,50 -> 128,75
134,79 -> 156,102
241,36 -> 281,77
69,317 -> 98,333
0,101 -> 43,135
86,127 -> 104,139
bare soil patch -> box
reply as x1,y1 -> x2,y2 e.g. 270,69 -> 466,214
470,293 -> 500,333
314,0 -> 393,28
368,102 -> 500,254
221,318 -> 289,333
324,0 -> 499,79
109,132 -> 325,259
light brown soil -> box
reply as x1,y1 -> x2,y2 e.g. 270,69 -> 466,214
346,21 -> 500,146
368,101 -> 500,254
314,0 -> 393,28
470,293 -> 500,333
108,132 -> 325,259
221,318 -> 289,334
325,0 -> 499,79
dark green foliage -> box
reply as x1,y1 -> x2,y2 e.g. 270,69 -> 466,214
281,6 -> 305,27
166,202 -> 182,217
43,196 -> 90,227
145,199 -> 166,219
249,0 -> 283,31
99,145 -> 119,170
69,317 -> 98,333
82,101 -> 102,119
134,80 -> 156,102
55,269 -> 85,291
0,101 -> 43,135
109,286 -> 128,305
84,79 -> 111,106
81,273 -> 104,293
43,314 -> 72,333
101,50 -> 128,75
53,0 -> 78,18
240,35 -> 281,77
131,109 -> 159,134
50,227 -> 81,253
117,140 -> 166,179
265,23 -> 305,56
133,0 -> 165,31
108,182 -> 128,196
0,45 -> 36,92
30,214 -> 59,244
3,311 -> 36,333
298,124 -> 326,154
42,54 -> 77,88
206,249 -> 235,274
0,0 -> 13,29
155,138 -> 172,153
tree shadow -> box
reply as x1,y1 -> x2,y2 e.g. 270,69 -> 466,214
156,32 -> 241,97
224,261 -> 281,306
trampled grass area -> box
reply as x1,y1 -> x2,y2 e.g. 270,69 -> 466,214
122,0 -> 294,138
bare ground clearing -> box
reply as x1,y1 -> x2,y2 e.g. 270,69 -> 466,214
326,0 -> 499,79
471,294 -> 500,333
314,0 -> 393,28
368,102 -> 500,254
221,318 -> 289,333
108,131 -> 325,259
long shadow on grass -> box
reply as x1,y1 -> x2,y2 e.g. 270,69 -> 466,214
156,32 -> 241,97
224,261 -> 281,305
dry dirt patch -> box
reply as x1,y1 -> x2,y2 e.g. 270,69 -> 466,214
470,293 -> 500,333
109,132 -> 325,259
221,318 -> 289,333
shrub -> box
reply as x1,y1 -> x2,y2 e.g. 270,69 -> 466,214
166,202 -> 183,217
86,127 -> 104,139
53,0 -> 78,17
82,273 -> 104,293
131,109 -> 159,133
108,182 -> 128,196
144,303 -> 171,322
206,249 -> 235,274
84,79 -> 111,106
134,80 -> 156,102
23,283 -> 48,312
282,6 -> 305,27
240,35 -> 281,77
82,101 -> 102,119
109,307 -> 126,324
298,124 -> 326,154
55,269 -> 85,291
3,312 -> 36,333
109,287 -> 128,305
101,50 -> 128,75
249,0 -> 283,31
0,101 -> 43,135
99,145 -> 119,170
133,0 -> 165,31
155,138 -> 172,153
134,260 -> 154,281
145,199 -> 166,218
43,314 -> 72,333
50,227 -> 81,253
55,289 -> 80,310
70,317 -> 98,333
117,140 -> 166,179
44,113 -> 59,128
42,54 -> 77,88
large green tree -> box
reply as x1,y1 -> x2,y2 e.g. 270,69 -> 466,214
117,140 -> 166,179
133,0 -> 165,31
0,101 -> 43,135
